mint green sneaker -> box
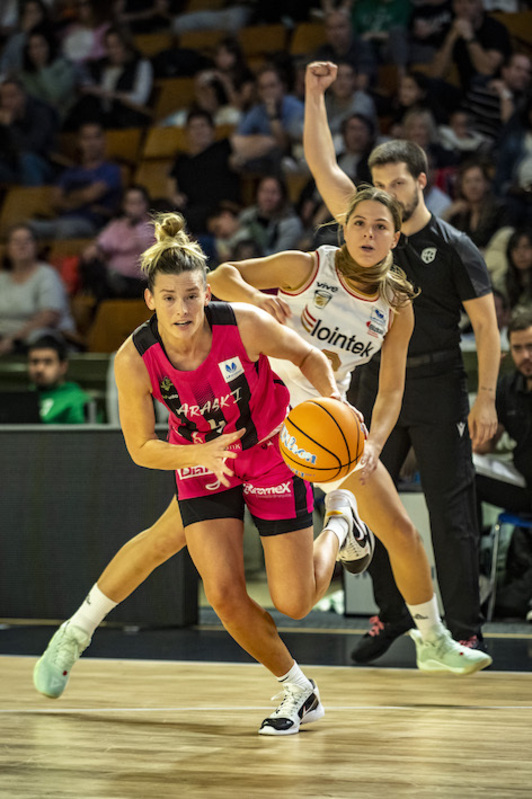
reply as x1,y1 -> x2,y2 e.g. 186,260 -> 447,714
409,629 -> 492,675
33,622 -> 91,698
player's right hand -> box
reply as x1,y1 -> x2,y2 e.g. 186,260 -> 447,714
198,429 -> 244,487
305,61 -> 338,94
253,292 -> 292,324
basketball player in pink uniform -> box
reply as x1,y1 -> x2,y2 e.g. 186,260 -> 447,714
34,211 -> 373,736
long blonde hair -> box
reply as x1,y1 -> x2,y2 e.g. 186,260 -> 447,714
141,212 -> 207,290
336,187 -> 419,310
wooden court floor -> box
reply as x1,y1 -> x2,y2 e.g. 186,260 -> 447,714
1,656 -> 531,798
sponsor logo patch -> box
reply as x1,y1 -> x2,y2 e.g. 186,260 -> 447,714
218,356 -> 244,382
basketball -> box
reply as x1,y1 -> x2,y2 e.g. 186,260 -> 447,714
279,397 -> 365,483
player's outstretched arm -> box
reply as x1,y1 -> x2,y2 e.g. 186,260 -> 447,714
209,251 -> 314,325
304,61 -> 357,222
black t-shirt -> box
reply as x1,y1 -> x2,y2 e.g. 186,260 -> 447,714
170,138 -> 240,232
393,215 -> 491,355
453,13 -> 512,89
410,0 -> 453,49
496,371 -> 532,488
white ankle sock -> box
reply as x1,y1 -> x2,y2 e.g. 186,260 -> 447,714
406,595 -> 446,642
322,515 -> 348,547
323,489 -> 354,547
68,583 -> 118,636
277,661 -> 312,691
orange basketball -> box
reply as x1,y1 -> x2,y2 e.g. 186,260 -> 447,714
279,397 -> 365,483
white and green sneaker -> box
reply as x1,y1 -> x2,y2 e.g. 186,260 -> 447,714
409,628 -> 492,675
33,622 -> 91,698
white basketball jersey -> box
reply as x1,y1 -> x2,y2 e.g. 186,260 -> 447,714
269,245 -> 393,407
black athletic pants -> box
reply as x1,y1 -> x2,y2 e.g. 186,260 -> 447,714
352,357 -> 482,640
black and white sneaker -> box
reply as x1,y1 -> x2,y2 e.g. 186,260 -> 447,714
325,489 -> 375,574
259,679 -> 324,736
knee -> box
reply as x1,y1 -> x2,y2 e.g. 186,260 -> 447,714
204,581 -> 248,620
271,591 -> 312,621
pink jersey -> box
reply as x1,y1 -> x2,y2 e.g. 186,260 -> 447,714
132,302 -> 290,451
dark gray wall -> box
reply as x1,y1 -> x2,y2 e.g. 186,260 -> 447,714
0,427 -> 197,626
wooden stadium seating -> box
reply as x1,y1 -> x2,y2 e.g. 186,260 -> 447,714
237,24 -> 288,58
133,159 -> 174,200
58,128 -> 145,167
133,32 -> 175,57
0,185 -> 56,239
178,29 -> 224,55
289,22 -> 327,56
152,77 -> 197,122
86,299 -> 152,353
492,11 -> 532,46
142,126 -> 188,159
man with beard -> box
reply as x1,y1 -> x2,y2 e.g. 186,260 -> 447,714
304,61 -> 500,661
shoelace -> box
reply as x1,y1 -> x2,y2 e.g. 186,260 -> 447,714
268,683 -> 307,718
368,615 -> 384,637
50,628 -> 84,671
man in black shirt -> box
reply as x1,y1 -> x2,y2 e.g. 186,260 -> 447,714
476,310 -> 532,515
304,61 -> 500,659
430,0 -> 512,93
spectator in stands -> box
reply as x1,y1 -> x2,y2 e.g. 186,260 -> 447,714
324,60 -> 376,149
159,69 -> 242,129
0,77 -> 57,185
349,0 -> 411,80
167,109 -> 241,235
498,228 -> 532,313
401,106 -> 456,168
444,158 -> 511,250
65,25 -> 153,129
463,53 -> 532,145
494,96 -> 532,227
408,0 -> 453,65
475,309 -> 532,519
0,0 -> 52,77
27,333 -> 94,423
313,9 -> 373,89
424,151 -> 453,218
204,201 -> 254,268
238,175 -> 303,255
0,224 -> 75,356
29,121 -> 122,240
60,0 -> 113,66
430,0 -> 512,93
79,184 -> 154,301
438,108 -> 491,161
231,64 -> 304,176
18,26 -> 79,124
389,70 -> 428,132
212,37 -> 256,114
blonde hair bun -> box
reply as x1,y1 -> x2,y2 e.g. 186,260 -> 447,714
154,212 -> 186,242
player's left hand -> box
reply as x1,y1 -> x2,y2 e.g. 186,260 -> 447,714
356,439 -> 380,484
468,395 -> 498,449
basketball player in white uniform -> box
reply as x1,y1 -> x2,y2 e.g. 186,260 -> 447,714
210,185 -> 492,675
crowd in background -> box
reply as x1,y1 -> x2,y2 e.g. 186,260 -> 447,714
1,0 -> 532,355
